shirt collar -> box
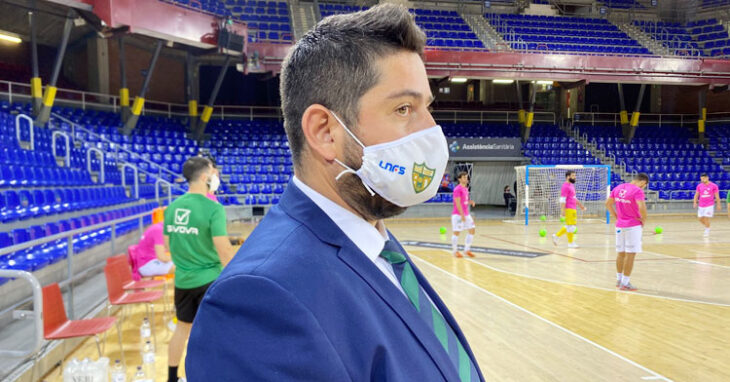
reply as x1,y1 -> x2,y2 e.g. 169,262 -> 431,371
292,176 -> 388,262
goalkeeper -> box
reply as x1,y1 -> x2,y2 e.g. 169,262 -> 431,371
552,170 -> 586,249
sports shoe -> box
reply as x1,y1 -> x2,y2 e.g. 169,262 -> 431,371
454,252 -> 463,258
616,280 -> 621,288
704,229 -> 710,237
551,234 -> 559,246
620,283 -> 637,291
465,251 -> 476,258
568,243 -> 579,249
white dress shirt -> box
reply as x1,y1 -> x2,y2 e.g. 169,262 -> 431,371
292,176 -> 406,295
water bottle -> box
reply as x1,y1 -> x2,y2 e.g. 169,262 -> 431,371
111,359 -> 126,382
140,317 -> 151,345
131,366 -> 146,382
142,340 -> 155,381
62,358 -> 80,382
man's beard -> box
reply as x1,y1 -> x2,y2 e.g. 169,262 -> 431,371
569,179 -> 576,184
335,140 -> 407,221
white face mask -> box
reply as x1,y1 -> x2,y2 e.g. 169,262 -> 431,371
331,112 -> 449,207
208,173 -> 220,192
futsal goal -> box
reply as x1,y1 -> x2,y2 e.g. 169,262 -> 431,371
514,165 -> 612,225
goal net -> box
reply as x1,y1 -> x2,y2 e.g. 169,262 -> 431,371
514,165 -> 611,225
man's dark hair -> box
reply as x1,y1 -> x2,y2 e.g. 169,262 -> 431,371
565,170 -> 576,178
701,173 -> 709,178
183,156 -> 212,183
280,4 -> 426,167
457,171 -> 469,181
635,173 -> 650,183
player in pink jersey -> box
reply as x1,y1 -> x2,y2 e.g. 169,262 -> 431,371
606,173 -> 649,292
451,171 -> 476,258
693,173 -> 722,237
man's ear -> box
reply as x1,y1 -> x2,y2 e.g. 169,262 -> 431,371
301,104 -> 339,162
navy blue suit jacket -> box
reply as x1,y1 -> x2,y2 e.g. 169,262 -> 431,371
186,182 -> 484,381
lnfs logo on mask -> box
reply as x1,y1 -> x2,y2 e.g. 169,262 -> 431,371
378,160 -> 406,175
412,162 -> 436,193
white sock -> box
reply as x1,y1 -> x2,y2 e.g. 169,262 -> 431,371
452,235 -> 459,253
617,272 -> 623,281
464,234 -> 474,252
621,275 -> 630,286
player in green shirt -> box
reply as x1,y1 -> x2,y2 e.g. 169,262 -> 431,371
164,156 -> 234,382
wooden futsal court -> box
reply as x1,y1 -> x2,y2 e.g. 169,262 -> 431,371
42,215 -> 730,382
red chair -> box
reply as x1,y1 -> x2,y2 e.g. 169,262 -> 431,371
104,261 -> 164,350
43,283 -> 122,358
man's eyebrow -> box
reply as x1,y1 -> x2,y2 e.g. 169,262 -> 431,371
386,90 -> 436,104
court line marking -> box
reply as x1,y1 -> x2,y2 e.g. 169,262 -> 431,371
641,250 -> 730,270
481,233 -> 730,270
410,254 -> 674,382
404,246 -> 730,307
479,234 -> 590,262
461,255 -> 730,308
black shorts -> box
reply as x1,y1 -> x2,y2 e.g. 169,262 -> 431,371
174,282 -> 212,323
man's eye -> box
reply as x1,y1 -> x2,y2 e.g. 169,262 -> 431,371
396,105 -> 411,116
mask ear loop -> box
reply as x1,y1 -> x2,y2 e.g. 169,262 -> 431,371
334,158 -> 376,196
330,112 -> 366,149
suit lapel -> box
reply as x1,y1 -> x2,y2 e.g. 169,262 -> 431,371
336,243 -> 460,381
279,181 -> 461,380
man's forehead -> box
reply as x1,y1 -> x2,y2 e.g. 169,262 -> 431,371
372,52 -> 431,100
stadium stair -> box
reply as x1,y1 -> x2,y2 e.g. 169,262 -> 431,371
290,0 -> 319,40
610,18 -> 671,56
461,13 -> 507,51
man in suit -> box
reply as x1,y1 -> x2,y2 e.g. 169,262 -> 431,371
186,4 -> 484,381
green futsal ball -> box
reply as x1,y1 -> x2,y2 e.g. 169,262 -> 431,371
439,226 -> 447,234
540,215 -> 547,221
655,226 -> 663,234
573,228 -> 577,234
539,229 -> 547,237
560,216 -> 566,223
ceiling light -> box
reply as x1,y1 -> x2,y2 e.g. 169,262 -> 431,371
535,80 -> 553,85
0,32 -> 21,44
492,79 -> 514,84
450,77 -> 468,83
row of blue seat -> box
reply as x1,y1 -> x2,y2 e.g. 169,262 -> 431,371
0,165 -> 94,189
659,190 -> 730,200
0,203 -> 156,279
0,186 -> 131,223
652,180 -> 730,191
232,183 -> 286,194
229,173 -> 291,184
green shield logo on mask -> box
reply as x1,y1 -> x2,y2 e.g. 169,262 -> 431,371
412,162 -> 435,194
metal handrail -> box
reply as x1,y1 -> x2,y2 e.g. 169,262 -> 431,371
430,109 -> 556,124
51,113 -> 183,183
15,114 -> 34,150
86,147 -> 105,184
0,210 -> 151,324
0,270 -> 43,358
51,130 -> 71,167
121,163 -> 140,199
155,178 -> 173,205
